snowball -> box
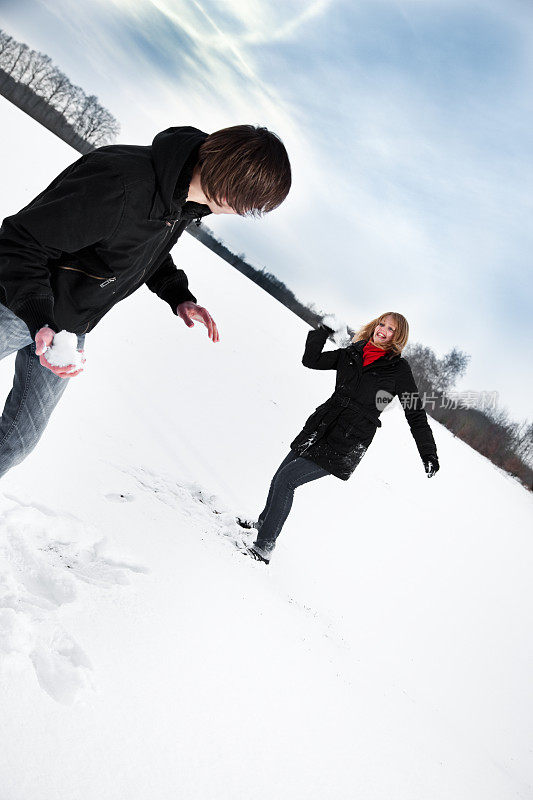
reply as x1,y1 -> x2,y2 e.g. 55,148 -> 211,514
321,314 -> 350,346
43,330 -> 83,371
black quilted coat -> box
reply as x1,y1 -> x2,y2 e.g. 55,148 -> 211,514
290,328 -> 438,480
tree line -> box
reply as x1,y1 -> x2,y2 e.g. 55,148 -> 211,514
404,343 -> 532,489
0,28 -> 119,147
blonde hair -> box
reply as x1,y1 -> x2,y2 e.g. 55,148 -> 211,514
352,312 -> 409,355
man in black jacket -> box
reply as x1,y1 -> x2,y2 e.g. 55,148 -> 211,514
0,124 -> 291,478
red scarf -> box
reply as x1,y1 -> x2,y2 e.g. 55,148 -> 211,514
362,340 -> 389,367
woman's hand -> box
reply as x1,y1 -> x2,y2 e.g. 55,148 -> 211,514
423,455 -> 439,478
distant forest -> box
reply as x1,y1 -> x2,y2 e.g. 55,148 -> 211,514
0,27 -> 530,489
0,28 -> 119,151
403,343 -> 532,489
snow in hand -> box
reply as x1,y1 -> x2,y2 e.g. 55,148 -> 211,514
322,313 -> 350,345
44,330 -> 83,370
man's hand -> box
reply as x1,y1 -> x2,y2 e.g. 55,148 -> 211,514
35,326 -> 85,379
177,301 -> 219,342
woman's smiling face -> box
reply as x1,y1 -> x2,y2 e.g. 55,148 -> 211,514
372,315 -> 397,347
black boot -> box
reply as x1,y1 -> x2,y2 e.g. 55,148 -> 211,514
241,545 -> 270,565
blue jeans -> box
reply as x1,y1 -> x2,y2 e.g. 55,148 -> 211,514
0,303 -> 85,479
253,451 -> 330,558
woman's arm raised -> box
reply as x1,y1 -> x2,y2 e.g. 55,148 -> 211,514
302,326 -> 341,370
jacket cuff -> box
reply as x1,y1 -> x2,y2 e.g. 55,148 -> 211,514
11,295 -> 58,338
160,284 -> 197,314
419,448 -> 438,462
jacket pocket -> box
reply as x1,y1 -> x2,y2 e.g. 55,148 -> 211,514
326,411 -> 375,453
300,400 -> 330,433
51,264 -> 117,331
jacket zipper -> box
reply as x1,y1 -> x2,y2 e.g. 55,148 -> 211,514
66,219 -> 178,335
58,265 -> 117,288
141,219 -> 177,281
59,218 -> 177,289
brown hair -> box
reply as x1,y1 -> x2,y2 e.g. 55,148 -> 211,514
198,125 -> 291,216
353,312 -> 409,354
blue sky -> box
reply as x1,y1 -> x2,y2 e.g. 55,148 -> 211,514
1,0 -> 532,419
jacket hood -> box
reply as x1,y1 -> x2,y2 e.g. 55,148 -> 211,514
151,126 -> 209,218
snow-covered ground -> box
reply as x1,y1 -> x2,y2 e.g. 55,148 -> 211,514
1,97 -> 532,800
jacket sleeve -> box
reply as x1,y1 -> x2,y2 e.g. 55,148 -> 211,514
0,152 -> 125,337
396,359 -> 438,459
302,327 -> 341,370
145,253 -> 197,312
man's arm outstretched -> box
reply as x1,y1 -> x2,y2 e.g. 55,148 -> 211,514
145,253 -> 218,342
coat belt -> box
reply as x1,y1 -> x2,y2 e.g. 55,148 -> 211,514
331,392 -> 382,427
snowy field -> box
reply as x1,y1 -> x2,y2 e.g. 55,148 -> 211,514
0,97 -> 532,800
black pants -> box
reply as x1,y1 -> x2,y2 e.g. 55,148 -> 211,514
253,451 -> 330,558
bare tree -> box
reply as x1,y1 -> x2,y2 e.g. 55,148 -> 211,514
516,421 -> 533,468
42,70 -> 74,111
4,41 -> 28,77
70,92 -> 98,135
437,347 -> 470,393
0,27 -> 120,146
0,31 -> 16,59
0,35 -> 18,86
11,43 -> 33,83
73,94 -> 120,145
87,106 -> 120,146
403,343 -> 469,396
24,52 -> 54,94
63,83 -> 86,126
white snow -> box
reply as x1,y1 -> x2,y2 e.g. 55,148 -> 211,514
43,330 -> 84,370
321,312 -> 350,346
1,96 -> 532,800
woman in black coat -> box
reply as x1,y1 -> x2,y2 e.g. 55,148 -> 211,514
242,312 -> 439,564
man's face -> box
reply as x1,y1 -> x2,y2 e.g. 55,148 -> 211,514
188,167 -> 242,214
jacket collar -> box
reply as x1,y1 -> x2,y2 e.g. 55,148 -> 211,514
150,126 -> 211,221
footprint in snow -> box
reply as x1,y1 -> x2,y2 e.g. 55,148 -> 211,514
0,497 -> 145,704
115,464 -> 250,546
106,467 -> 348,643
30,629 -> 94,705
104,492 -> 135,503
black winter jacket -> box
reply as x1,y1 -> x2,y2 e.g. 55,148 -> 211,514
0,126 -> 212,337
290,328 -> 438,480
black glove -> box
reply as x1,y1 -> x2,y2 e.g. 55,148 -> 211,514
423,454 -> 439,478
317,323 -> 334,335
